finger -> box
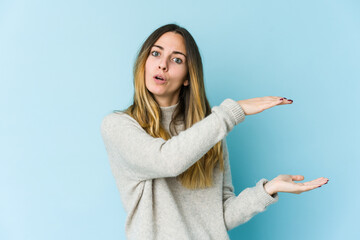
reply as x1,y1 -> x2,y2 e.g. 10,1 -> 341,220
263,97 -> 294,111
299,184 -> 320,192
303,177 -> 329,186
278,97 -> 293,105
291,175 -> 304,181
267,98 -> 289,108
305,177 -> 328,184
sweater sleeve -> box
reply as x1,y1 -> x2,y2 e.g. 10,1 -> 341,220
100,99 -> 245,181
222,139 -> 279,231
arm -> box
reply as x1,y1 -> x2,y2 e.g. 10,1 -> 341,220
222,139 -> 279,231
100,99 -> 245,181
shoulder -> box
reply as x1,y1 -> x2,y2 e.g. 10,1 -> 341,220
102,111 -> 134,123
101,111 -> 142,132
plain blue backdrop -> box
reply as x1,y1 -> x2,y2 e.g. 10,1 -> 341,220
1,0 -> 359,239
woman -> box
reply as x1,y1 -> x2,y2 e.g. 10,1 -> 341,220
101,23 -> 329,240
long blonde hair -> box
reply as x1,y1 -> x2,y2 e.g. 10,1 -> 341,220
121,24 -> 224,189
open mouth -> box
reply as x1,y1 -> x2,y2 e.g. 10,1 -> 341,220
155,76 -> 164,80
154,74 -> 166,81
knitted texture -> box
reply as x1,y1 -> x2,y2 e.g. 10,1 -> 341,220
100,98 -> 279,240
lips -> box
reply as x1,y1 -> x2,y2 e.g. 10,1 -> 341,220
153,74 -> 166,81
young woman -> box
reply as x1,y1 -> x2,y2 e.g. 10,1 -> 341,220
101,24 -> 329,240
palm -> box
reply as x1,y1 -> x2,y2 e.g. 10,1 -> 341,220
272,175 -> 329,194
237,96 -> 293,116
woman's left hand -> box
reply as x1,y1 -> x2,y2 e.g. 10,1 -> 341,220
264,175 -> 329,195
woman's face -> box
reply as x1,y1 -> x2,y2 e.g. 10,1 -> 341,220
145,32 -> 189,107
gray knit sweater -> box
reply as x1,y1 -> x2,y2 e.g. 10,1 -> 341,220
100,98 -> 279,240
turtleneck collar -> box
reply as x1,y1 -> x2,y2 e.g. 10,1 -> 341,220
159,102 -> 179,112
160,102 -> 179,133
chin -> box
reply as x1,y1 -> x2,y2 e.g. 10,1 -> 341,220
147,87 -> 165,97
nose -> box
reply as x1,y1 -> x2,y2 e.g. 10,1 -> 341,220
158,58 -> 168,71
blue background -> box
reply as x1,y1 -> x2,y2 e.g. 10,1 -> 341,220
1,0 -> 359,239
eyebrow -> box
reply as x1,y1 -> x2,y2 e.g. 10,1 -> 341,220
152,45 -> 187,58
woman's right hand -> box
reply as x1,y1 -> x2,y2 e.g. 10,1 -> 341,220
237,96 -> 293,115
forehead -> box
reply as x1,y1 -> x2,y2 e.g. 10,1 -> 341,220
153,32 -> 186,53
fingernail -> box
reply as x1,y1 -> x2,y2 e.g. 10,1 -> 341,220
288,99 -> 293,102
280,98 -> 284,100
284,97 -> 287,99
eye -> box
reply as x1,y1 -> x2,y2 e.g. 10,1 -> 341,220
173,57 -> 183,64
151,51 -> 160,57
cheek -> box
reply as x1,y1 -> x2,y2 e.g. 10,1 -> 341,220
173,65 -> 188,78
145,58 -> 151,74
145,59 -> 154,81
179,67 -> 188,82
144,60 -> 152,88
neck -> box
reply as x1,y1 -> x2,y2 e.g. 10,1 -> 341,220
160,101 -> 180,135
154,93 -> 180,107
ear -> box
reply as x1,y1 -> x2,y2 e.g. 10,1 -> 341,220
183,79 -> 189,86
